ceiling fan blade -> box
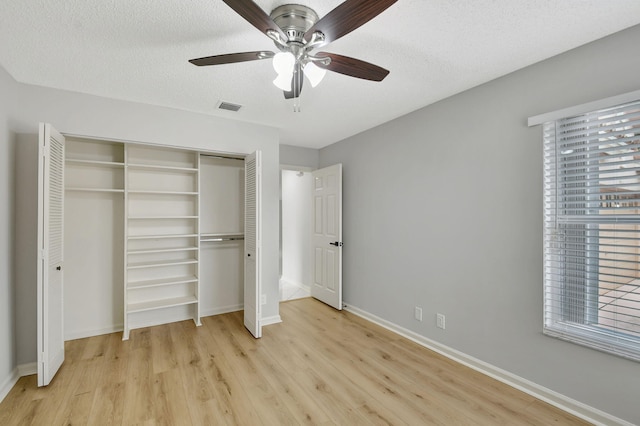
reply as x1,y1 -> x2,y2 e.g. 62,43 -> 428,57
304,0 -> 397,46
316,52 -> 389,81
189,51 -> 273,66
222,0 -> 287,40
284,64 -> 304,99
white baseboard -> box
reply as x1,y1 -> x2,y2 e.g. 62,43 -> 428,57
60,305 -> 249,343
279,277 -> 310,291
0,368 -> 20,403
343,303 -> 633,426
0,362 -> 36,403
280,277 -> 310,290
201,304 -> 243,318
18,362 -> 37,377
65,325 -> 124,341
64,306 -> 247,342
262,315 -> 282,326
202,304 -> 281,327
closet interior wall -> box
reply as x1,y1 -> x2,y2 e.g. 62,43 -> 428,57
199,155 -> 245,316
63,138 -> 245,341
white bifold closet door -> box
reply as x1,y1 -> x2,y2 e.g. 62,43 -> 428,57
37,123 -> 65,386
244,151 -> 262,338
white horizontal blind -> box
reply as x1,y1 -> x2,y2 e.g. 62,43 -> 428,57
544,100 -> 640,361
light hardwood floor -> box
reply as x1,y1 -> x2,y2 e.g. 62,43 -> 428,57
0,298 -> 589,425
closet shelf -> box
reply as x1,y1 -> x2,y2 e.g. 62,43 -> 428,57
66,187 -> 125,193
127,295 -> 198,313
127,258 -> 198,269
127,275 -> 198,290
127,163 -> 198,173
66,159 -> 125,168
127,246 -> 198,255
127,233 -> 198,240
128,190 -> 198,195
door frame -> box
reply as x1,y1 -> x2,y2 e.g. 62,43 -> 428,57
279,165 -> 314,301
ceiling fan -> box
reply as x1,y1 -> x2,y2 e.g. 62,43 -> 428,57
189,0 -> 397,100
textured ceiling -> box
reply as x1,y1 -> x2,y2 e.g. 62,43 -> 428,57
2,0 -> 640,148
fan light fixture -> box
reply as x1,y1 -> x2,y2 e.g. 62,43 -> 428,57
271,51 -> 326,91
272,52 -> 295,90
303,62 -> 326,87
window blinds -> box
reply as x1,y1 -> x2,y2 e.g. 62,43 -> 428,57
543,100 -> 640,361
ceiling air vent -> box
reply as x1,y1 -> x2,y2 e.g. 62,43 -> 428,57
217,101 -> 242,112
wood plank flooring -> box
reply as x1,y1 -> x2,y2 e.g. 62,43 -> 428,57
0,298 -> 589,425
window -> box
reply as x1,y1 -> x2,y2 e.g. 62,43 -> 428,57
542,99 -> 640,361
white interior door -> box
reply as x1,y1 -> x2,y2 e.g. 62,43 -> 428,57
311,164 -> 343,310
37,123 -> 65,386
244,151 -> 262,338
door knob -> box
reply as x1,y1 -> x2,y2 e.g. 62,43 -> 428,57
329,242 -> 343,247
56,266 -> 62,271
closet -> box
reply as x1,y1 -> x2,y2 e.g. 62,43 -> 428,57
62,136 -> 248,341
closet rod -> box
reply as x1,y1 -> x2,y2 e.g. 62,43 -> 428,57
200,237 -> 244,242
200,153 -> 245,161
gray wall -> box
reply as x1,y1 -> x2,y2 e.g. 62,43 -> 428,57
0,63 -> 16,396
280,144 -> 319,169
320,25 -> 640,424
5,70 -> 281,367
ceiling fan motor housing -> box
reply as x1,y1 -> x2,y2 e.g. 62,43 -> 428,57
270,4 -> 319,44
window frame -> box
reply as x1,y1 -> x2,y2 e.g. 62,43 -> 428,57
532,94 -> 640,362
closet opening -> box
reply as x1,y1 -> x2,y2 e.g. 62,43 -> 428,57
35,126 -> 266,384
199,154 -> 245,318
280,167 -> 312,301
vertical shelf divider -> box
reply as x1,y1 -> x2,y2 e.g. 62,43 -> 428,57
123,145 -> 130,340
195,153 -> 202,326
123,144 -> 201,340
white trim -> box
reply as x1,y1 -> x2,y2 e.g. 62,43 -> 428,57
280,277 -> 310,289
0,368 -> 20,403
65,325 -> 123,341
0,363 -> 35,402
261,315 -> 282,326
18,362 -> 37,377
343,303 -> 634,426
60,306 -> 250,343
201,304 -> 243,317
63,132 -> 249,159
528,88 -> 640,126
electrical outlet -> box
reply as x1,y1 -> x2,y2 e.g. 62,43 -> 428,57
261,294 -> 266,305
436,313 -> 446,329
414,307 -> 423,321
